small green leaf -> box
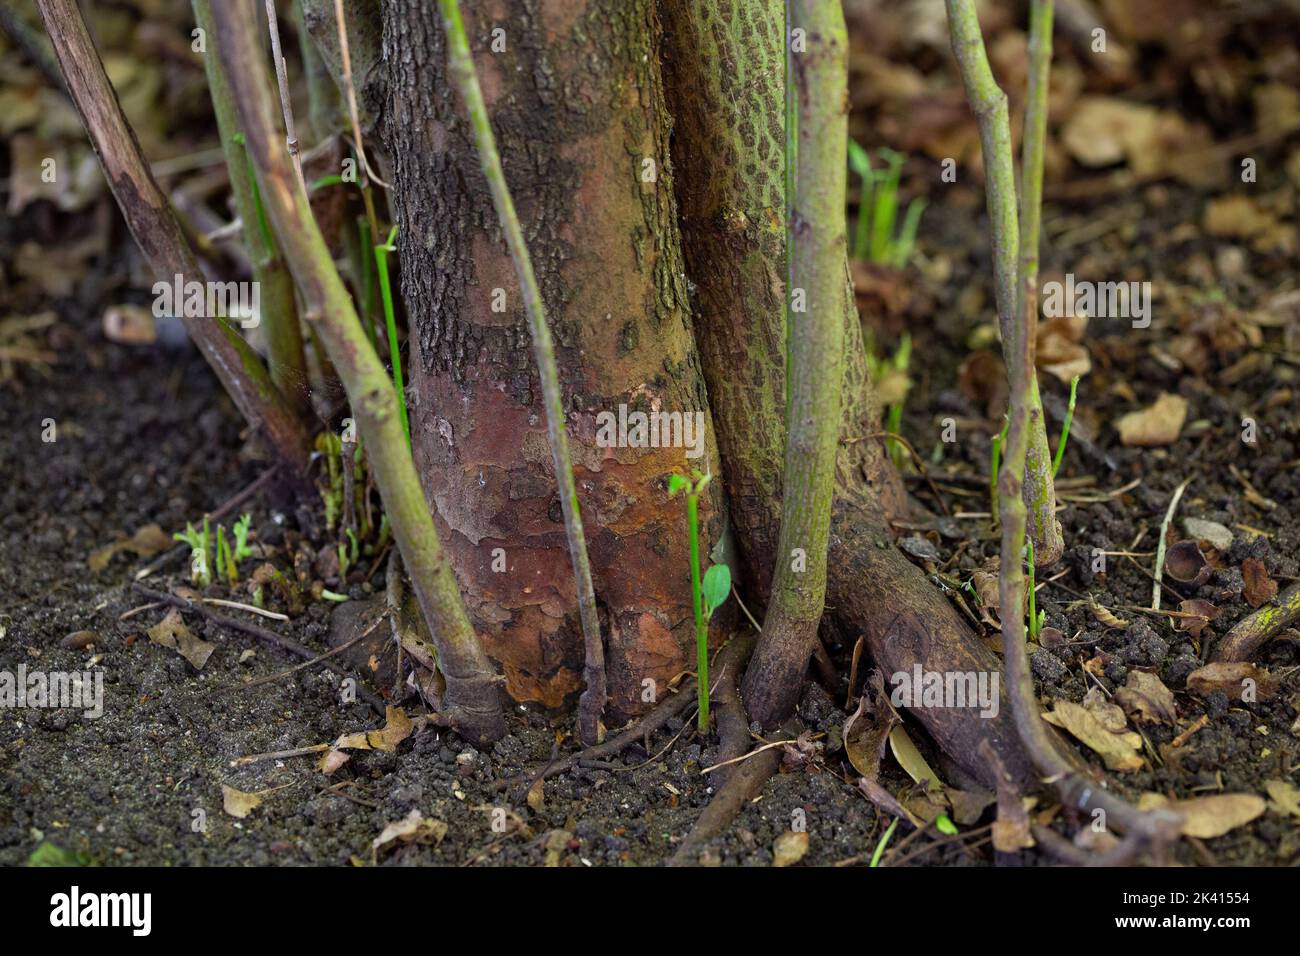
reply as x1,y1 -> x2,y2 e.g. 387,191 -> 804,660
848,139 -> 872,179
666,474 -> 689,497
702,563 -> 731,617
935,814 -> 958,836
28,842 -> 93,867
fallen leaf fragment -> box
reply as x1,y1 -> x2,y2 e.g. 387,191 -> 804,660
88,523 -> 172,572
1137,792 -> 1266,839
1042,699 -> 1143,771
147,608 -> 214,670
1113,671 -> 1177,725
222,785 -> 264,819
1175,599 -> 1220,639
1241,557 -> 1278,609
1115,392 -> 1187,447
372,809 -> 448,860
772,830 -> 809,867
1264,780 -> 1300,818
1186,662 -> 1277,700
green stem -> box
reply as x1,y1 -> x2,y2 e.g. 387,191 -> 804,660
210,0 -> 504,744
945,0 -> 1062,566
688,491 -> 708,731
1051,374 -> 1078,478
438,0 -> 605,746
373,225 -> 409,447
741,0 -> 848,728
194,0 -> 310,420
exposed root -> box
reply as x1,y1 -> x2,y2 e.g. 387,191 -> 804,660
667,637 -> 787,867
500,677 -> 699,793
666,740 -> 782,867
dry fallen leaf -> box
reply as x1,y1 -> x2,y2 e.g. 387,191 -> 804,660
334,706 -> 414,754
772,830 -> 809,867
1113,671 -> 1177,725
1137,792 -> 1266,839
526,777 -> 546,813
372,809 -> 448,860
1115,392 -> 1187,447
1241,557 -> 1278,609
147,608 -> 214,670
1061,97 -> 1158,168
1186,662 -> 1277,701
1175,599 -> 1220,639
221,785 -> 264,819
88,523 -> 172,572
1264,780 -> 1300,818
1042,700 -> 1144,771
1036,315 -> 1091,384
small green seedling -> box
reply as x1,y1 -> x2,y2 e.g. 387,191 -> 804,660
1026,538 -> 1042,640
173,521 -> 211,587
232,513 -> 254,562
1051,374 -> 1080,478
668,470 -> 732,732
216,525 -> 238,586
849,142 -> 927,269
374,225 -> 410,448
869,818 -> 899,867
865,332 -> 912,471
989,416 -> 1009,521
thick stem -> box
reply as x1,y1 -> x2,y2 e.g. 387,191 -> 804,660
193,0 -> 310,421
210,0 -> 505,744
740,0 -> 848,729
35,0 -> 311,479
945,0 -> 1062,567
437,0 -> 606,745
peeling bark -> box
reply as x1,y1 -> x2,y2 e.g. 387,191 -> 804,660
383,0 -> 725,718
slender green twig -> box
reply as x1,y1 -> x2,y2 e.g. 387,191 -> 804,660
742,0 -> 848,728
945,0 -> 1062,566
687,487 -> 707,730
438,0 -> 605,745
373,225 -> 409,447
210,0 -> 505,744
1051,374 -> 1079,477
195,0 -> 309,418
870,818 -> 899,867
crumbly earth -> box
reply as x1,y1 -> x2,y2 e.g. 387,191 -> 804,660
1,284 -> 1295,866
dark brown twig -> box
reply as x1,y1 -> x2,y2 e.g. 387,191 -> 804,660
132,583 -> 385,715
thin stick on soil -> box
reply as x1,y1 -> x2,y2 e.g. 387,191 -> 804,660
945,0 -> 1062,566
438,0 -> 605,747
34,0 -> 311,478
133,584 -> 386,716
209,0 -> 506,744
1151,477 -> 1192,611
741,0 -> 849,729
